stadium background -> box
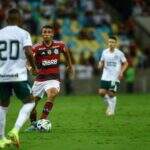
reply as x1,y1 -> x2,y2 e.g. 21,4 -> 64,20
0,0 -> 150,94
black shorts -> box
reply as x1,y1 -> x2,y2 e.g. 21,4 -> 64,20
0,81 -> 32,103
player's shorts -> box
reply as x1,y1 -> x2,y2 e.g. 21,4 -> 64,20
100,80 -> 120,92
32,80 -> 60,98
0,81 -> 32,103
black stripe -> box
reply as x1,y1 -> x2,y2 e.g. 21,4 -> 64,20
36,74 -> 60,80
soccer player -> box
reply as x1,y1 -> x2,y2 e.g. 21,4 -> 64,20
26,25 -> 74,131
0,9 -> 36,148
98,36 -> 128,116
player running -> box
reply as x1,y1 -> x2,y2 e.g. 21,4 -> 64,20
0,8 -> 36,148
26,25 -> 74,131
98,36 -> 128,116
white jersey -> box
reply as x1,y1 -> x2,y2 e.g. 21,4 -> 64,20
0,25 -> 32,82
100,48 -> 127,82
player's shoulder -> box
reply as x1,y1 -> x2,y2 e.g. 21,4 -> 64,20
13,26 -> 30,34
115,48 -> 124,55
14,26 -> 31,39
0,26 -> 29,36
32,42 -> 43,49
102,48 -> 109,54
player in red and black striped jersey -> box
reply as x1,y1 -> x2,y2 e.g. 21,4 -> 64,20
26,25 -> 74,131
32,37 -> 67,81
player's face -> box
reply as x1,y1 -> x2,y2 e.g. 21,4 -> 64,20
42,28 -> 54,41
108,39 -> 117,49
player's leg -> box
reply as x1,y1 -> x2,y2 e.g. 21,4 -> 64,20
30,81 -> 45,122
106,81 -> 119,116
98,88 -> 108,103
0,83 -> 12,148
106,91 -> 116,115
26,81 -> 45,131
40,80 -> 60,119
8,81 -> 35,147
98,80 -> 111,112
98,88 -> 111,114
29,96 -> 40,123
25,96 -> 40,132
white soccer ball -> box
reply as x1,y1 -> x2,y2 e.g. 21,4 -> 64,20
36,119 -> 52,132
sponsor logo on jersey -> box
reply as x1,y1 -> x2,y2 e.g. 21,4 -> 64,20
0,74 -> 18,78
107,61 -> 117,67
42,59 -> 58,66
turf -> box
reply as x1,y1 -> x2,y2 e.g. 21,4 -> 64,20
4,94 -> 150,150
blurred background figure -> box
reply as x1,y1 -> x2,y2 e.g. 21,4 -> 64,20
125,63 -> 136,93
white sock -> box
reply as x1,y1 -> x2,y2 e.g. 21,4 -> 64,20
103,94 -> 109,106
14,102 -> 35,132
0,106 -> 8,139
108,96 -> 117,113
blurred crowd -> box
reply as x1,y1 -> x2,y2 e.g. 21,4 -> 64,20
0,0 -> 150,71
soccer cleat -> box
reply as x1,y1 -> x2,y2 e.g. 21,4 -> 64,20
25,125 -> 37,132
8,128 -> 20,148
106,110 -> 114,116
0,137 -> 12,148
25,121 -> 37,132
106,107 -> 114,116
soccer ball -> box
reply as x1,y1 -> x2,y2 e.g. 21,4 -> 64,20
36,119 -> 52,132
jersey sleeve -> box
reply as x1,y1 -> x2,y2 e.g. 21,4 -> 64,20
22,31 -> 32,47
100,51 -> 105,61
120,52 -> 127,63
32,45 -> 36,54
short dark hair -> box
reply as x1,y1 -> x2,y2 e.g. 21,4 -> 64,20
7,8 -> 21,25
42,25 -> 54,30
109,36 -> 117,41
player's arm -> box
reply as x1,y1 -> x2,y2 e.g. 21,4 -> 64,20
98,60 -> 104,69
24,46 -> 37,72
63,47 -> 74,74
118,61 -> 128,80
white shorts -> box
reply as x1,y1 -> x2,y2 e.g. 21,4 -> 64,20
32,80 -> 60,98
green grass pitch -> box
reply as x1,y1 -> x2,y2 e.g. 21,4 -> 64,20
4,94 -> 150,150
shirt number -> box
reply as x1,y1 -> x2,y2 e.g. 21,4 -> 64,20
0,40 -> 19,60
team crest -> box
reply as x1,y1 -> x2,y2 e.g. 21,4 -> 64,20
54,49 -> 59,54
47,50 -> 52,55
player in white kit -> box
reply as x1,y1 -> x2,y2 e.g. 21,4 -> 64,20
0,9 -> 37,148
98,36 -> 128,116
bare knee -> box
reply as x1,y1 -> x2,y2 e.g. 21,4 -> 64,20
98,89 -> 107,97
107,91 -> 116,98
47,88 -> 59,102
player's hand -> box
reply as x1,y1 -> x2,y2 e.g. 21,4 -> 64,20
118,72 -> 123,80
66,65 -> 75,78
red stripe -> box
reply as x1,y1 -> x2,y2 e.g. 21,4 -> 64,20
38,67 -> 59,75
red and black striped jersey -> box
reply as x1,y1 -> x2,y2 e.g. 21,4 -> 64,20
32,40 -> 66,81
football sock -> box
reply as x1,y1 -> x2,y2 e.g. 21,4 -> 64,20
40,101 -> 53,119
0,106 -> 7,139
30,109 -> 37,123
108,96 -> 117,113
103,94 -> 109,106
14,102 -> 35,131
